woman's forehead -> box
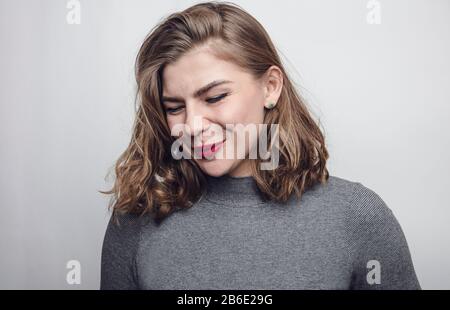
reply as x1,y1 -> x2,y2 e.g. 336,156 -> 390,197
162,52 -> 250,97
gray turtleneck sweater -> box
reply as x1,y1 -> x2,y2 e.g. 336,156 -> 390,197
100,175 -> 421,290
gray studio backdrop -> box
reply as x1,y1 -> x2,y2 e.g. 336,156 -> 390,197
1,0 -> 449,289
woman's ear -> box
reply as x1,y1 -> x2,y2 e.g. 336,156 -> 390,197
262,65 -> 283,108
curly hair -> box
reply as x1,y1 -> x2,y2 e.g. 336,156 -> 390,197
100,1 -> 329,225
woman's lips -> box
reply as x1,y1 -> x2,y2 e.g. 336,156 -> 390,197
192,140 -> 225,158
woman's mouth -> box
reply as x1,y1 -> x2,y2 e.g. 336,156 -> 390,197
192,140 -> 226,159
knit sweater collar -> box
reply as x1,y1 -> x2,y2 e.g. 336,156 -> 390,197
203,174 -> 266,207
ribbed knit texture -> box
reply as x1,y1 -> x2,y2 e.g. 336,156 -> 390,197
100,175 -> 421,290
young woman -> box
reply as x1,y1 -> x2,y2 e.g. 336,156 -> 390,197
100,1 -> 421,290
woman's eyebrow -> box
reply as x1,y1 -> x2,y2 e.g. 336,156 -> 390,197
162,79 -> 232,103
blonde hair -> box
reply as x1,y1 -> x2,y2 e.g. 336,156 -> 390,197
100,1 -> 329,224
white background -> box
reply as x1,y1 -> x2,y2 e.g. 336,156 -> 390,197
1,0 -> 449,289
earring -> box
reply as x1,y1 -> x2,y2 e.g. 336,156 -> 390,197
265,101 -> 276,109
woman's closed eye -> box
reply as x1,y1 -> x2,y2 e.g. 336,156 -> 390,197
164,93 -> 229,114
206,92 -> 229,104
165,106 -> 184,114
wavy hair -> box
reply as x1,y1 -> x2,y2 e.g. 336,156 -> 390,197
100,1 -> 329,224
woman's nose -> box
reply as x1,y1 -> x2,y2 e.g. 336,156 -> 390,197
184,106 -> 210,139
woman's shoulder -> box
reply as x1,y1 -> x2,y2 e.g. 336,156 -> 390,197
103,210 -> 156,237
321,177 -> 421,289
308,175 -> 395,222
102,212 -> 142,252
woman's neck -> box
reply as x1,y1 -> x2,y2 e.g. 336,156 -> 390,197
203,173 -> 265,206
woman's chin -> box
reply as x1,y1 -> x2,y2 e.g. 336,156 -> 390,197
196,158 -> 235,177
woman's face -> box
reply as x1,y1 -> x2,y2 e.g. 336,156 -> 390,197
161,44 -> 282,177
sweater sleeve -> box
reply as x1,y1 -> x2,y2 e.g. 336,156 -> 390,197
347,183 -> 421,290
100,211 -> 142,290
